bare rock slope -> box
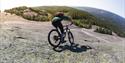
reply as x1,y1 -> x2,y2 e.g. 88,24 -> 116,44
0,13 -> 125,63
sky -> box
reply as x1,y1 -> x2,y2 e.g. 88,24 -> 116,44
1,0 -> 125,18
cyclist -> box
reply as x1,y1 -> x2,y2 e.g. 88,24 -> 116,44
52,12 -> 73,37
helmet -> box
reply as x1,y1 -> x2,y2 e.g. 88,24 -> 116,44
55,12 -> 64,17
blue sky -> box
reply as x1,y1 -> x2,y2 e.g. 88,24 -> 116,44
1,0 -> 125,18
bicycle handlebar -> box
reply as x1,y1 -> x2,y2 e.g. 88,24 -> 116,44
63,22 -> 73,27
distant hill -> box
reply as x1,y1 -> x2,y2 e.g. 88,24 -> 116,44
75,7 -> 125,32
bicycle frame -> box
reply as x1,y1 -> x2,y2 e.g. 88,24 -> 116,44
64,25 -> 70,33
56,25 -> 71,35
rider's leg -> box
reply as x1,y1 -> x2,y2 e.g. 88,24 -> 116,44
52,21 -> 58,28
58,22 -> 64,34
52,21 -> 63,33
57,22 -> 67,43
53,22 -> 64,34
52,21 -> 66,43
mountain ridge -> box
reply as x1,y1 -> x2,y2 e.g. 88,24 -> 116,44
75,7 -> 125,31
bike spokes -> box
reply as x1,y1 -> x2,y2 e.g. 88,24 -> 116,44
68,31 -> 74,45
48,29 -> 61,47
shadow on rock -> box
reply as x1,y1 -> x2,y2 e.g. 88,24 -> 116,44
53,43 -> 92,53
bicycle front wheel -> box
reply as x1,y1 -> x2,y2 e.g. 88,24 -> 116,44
68,31 -> 74,45
48,29 -> 61,47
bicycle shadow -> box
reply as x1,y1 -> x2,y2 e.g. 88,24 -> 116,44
53,43 -> 92,53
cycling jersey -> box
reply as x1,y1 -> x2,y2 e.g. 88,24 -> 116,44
52,16 -> 70,23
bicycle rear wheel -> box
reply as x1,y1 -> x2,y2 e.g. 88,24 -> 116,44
68,31 -> 74,45
48,29 -> 61,47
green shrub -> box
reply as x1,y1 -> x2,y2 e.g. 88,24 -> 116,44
5,6 -> 28,16
38,16 -> 49,21
94,27 -> 112,35
82,24 -> 92,29
23,15 -> 49,21
116,32 -> 125,37
73,20 -> 92,29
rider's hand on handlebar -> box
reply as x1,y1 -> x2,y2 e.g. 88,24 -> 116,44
63,20 -> 73,27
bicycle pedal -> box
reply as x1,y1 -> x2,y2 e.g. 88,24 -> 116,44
61,40 -> 66,43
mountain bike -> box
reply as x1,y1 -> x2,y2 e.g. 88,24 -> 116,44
48,23 -> 74,47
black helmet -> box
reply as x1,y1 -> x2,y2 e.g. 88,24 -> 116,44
55,12 -> 64,17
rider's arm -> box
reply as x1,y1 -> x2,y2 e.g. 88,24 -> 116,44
70,17 -> 73,25
62,16 -> 73,25
67,16 -> 73,25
